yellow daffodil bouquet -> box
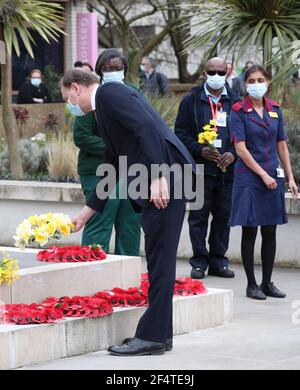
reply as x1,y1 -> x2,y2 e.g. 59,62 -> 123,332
0,252 -> 19,285
14,213 -> 75,249
198,120 -> 226,173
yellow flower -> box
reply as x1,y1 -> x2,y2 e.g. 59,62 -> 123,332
202,124 -> 212,131
59,223 -> 70,237
210,119 -> 217,126
44,221 -> 57,236
34,228 -> 49,246
0,252 -> 19,285
28,215 -> 38,226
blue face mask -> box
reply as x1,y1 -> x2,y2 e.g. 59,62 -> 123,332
67,99 -> 85,117
102,70 -> 125,84
206,74 -> 226,90
31,78 -> 42,87
246,83 -> 268,99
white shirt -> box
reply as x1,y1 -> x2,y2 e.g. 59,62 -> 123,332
91,85 -> 99,111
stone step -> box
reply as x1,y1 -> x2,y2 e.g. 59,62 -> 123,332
0,247 -> 141,305
0,288 -> 233,369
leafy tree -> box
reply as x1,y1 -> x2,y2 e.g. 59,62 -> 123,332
0,0 -> 64,179
184,0 -> 300,84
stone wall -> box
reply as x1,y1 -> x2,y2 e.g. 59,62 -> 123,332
0,180 -> 299,267
0,103 -> 66,139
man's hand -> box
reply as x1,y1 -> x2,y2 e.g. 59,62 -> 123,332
150,176 -> 170,209
71,206 -> 96,232
218,152 -> 235,170
201,147 -> 221,163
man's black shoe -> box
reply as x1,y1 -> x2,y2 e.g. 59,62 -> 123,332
260,282 -> 286,298
122,337 -> 173,351
246,285 -> 266,300
191,267 -> 205,279
107,337 -> 165,356
208,266 -> 235,278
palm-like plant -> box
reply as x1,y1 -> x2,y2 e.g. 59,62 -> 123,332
0,0 -> 64,179
184,0 -> 300,82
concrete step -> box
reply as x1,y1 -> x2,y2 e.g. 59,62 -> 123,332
0,247 -> 141,305
0,288 -> 233,369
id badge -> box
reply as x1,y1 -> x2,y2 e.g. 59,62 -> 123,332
216,111 -> 227,127
276,167 -> 285,178
213,139 -> 222,148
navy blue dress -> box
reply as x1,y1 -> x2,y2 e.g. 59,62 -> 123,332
228,96 -> 288,227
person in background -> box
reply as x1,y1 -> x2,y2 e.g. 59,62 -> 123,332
139,56 -> 168,97
17,69 -> 52,104
229,64 -> 298,300
175,57 -> 237,280
72,49 -> 141,255
232,61 -> 255,100
226,61 -> 237,89
74,60 -> 94,73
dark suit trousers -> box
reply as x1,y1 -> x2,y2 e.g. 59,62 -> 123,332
135,195 -> 186,343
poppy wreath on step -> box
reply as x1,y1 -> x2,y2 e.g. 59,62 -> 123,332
42,296 -> 113,318
0,274 -> 207,325
0,303 -> 64,325
37,245 -> 107,263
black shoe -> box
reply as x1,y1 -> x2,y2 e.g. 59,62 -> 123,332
246,285 -> 267,300
208,266 -> 235,278
107,337 -> 165,356
122,337 -> 173,351
260,282 -> 286,298
191,267 -> 205,279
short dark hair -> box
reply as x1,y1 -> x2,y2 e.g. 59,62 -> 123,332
82,62 -> 94,71
244,64 -> 269,82
95,49 -> 128,81
74,61 -> 83,68
60,68 -> 99,88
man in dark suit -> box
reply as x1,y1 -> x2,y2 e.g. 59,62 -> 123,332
60,68 -> 199,356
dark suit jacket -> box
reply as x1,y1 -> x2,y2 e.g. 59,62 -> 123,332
86,82 -> 196,213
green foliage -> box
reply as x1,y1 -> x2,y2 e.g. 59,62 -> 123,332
285,121 -> 300,184
0,0 -> 64,58
281,84 -> 300,183
0,139 -> 48,176
148,94 -> 181,129
184,0 -> 300,89
43,65 -> 63,103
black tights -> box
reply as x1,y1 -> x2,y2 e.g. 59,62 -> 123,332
241,225 -> 277,287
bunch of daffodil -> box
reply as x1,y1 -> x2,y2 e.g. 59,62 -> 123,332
14,213 -> 74,249
0,252 -> 19,285
198,120 -> 227,173
198,120 -> 218,145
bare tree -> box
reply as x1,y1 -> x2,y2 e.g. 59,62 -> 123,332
88,0 -> 176,79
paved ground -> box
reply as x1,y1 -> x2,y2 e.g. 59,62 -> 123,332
20,260 -> 300,370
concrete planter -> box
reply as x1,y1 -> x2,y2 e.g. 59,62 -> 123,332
0,180 -> 300,267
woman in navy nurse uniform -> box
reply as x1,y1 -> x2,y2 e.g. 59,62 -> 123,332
229,65 -> 298,300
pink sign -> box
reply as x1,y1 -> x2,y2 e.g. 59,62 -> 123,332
77,13 -> 98,68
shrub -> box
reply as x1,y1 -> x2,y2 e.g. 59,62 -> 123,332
47,132 -> 78,178
148,94 -> 181,130
0,139 -> 48,176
